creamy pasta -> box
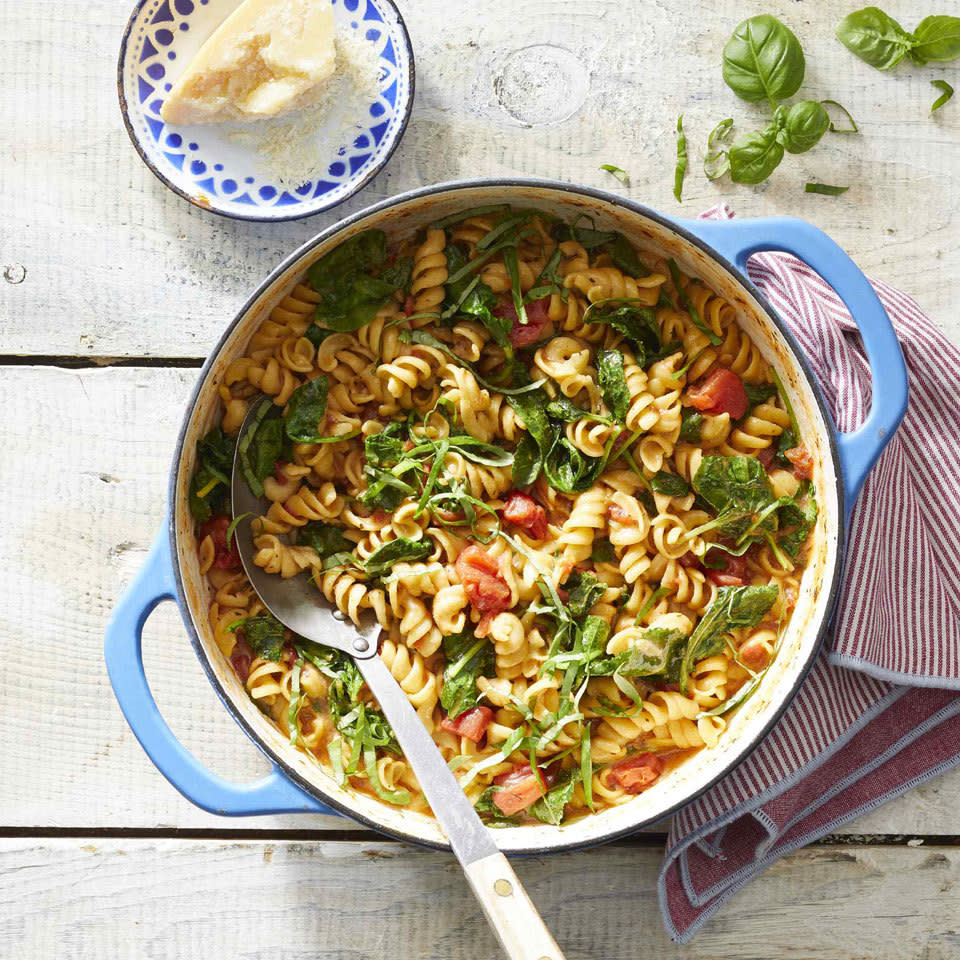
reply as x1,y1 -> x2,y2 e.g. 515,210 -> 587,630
190,205 -> 817,823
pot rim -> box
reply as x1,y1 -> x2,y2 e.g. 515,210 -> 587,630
168,176 -> 847,854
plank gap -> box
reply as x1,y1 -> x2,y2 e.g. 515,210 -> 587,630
0,355 -> 205,369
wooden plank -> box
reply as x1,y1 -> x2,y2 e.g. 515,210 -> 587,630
2,363 -> 960,835
2,0 -> 959,357
3,839 -> 960,959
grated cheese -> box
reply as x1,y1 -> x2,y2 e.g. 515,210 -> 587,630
229,31 -> 382,188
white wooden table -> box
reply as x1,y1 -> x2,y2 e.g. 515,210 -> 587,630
2,0 -> 959,956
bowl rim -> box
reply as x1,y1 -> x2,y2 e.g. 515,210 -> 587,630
116,0 -> 416,222
167,176 -> 847,853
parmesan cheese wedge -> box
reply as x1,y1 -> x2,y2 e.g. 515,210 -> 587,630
160,0 -> 337,125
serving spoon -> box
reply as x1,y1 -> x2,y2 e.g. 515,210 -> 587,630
232,397 -> 564,960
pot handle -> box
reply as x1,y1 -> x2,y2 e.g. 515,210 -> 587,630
676,216 -> 908,519
104,529 -> 335,817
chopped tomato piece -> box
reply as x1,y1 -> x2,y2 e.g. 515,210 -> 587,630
784,445 -> 814,480
757,446 -> 775,470
198,514 -> 241,570
492,763 -> 557,816
230,637 -> 253,684
502,491 -> 548,540
706,551 -> 747,587
608,753 -> 664,794
677,551 -> 701,569
440,706 -> 494,743
454,545 -> 512,636
497,296 -> 552,348
739,635 -> 773,671
687,368 -> 748,420
403,294 -> 416,316
607,501 -> 634,525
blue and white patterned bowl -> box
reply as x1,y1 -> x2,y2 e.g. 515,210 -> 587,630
118,0 -> 414,221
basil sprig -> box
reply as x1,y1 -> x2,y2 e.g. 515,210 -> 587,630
837,9 -> 960,70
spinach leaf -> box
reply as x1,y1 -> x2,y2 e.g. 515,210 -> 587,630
597,349 -> 630,422
545,396 -> 594,423
744,382 -> 778,408
566,571 -> 607,619
511,434 -> 542,487
591,538 -> 615,563
911,16 -> 960,64
650,471 -> 691,498
543,437 -> 604,494
239,409 -> 285,498
729,124 -> 785,184
304,323 -> 334,348
298,522 -> 353,559
604,234 -> 648,277
778,491 -> 818,558
379,256 -> 414,291
931,79 -> 955,112
362,537 -> 433,576
679,407 -> 703,443
530,768 -> 581,826
284,376 -> 330,442
674,114 -> 687,202
836,7 -> 914,70
241,613 -> 286,662
441,632 -> 495,719
681,584 -> 779,688
692,455 -> 777,540
364,426 -> 405,467
617,627 -> 688,681
188,427 -> 235,521
584,302 -> 661,363
443,245 -> 513,356
308,230 -> 404,332
722,14 -> 806,105
780,100 -> 830,154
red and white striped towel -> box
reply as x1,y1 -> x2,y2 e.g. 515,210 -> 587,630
660,206 -> 960,942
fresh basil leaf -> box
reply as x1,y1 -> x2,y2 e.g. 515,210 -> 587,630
362,537 -> 433,576
821,99 -> 859,133
284,376 -> 330,443
674,115 -> 687,202
679,407 -> 704,443
910,15 -> 960,65
704,118 -> 734,180
729,124 -> 785,184
681,584 -> 779,689
723,14 -> 805,104
298,522 -> 353,559
441,632 -> 495,719
931,79 -> 955,112
597,349 -> 630,422
430,204 -> 510,230
650,471 -> 691,498
835,7 -> 914,70
780,100 -> 830,154
805,183 -> 850,196
600,163 -> 629,183
601,626 -> 689,681
240,613 -> 286,662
